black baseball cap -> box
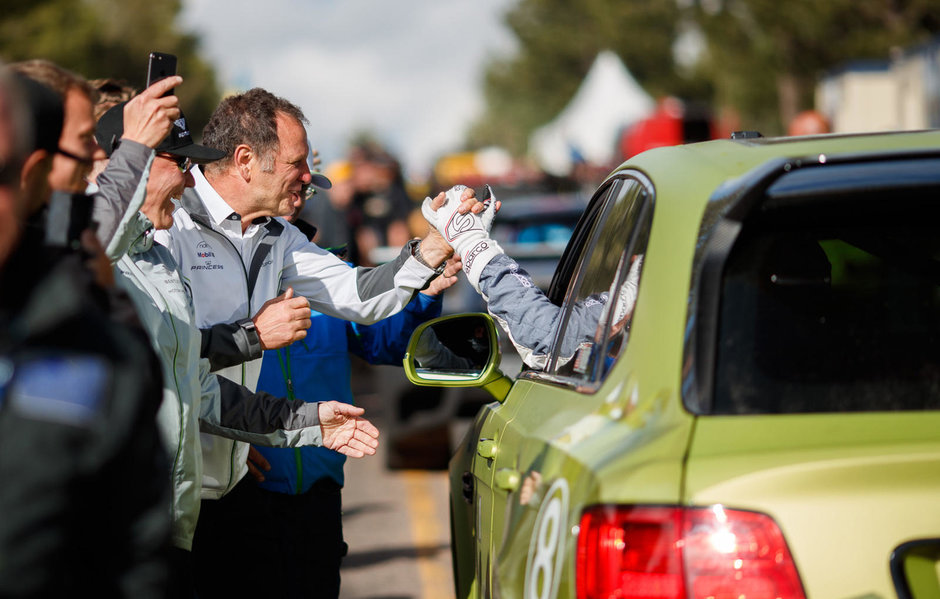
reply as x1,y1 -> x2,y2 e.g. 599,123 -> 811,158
95,101 -> 225,164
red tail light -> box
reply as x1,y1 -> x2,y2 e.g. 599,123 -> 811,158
576,505 -> 806,599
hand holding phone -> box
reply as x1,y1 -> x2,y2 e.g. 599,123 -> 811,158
146,52 -> 177,96
118,70 -> 182,149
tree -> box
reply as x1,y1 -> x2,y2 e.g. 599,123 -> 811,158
468,0 -> 710,155
471,0 -> 940,154
692,0 -> 940,133
0,0 -> 220,136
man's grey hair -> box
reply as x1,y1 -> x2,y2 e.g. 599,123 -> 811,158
202,88 -> 308,176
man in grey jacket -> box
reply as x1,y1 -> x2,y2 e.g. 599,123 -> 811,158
94,91 -> 380,597
152,88 -> 462,597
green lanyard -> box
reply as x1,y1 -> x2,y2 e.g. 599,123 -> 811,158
274,346 -> 304,493
275,348 -> 295,401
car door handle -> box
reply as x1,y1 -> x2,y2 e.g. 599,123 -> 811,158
461,471 -> 474,505
495,468 -> 520,492
477,439 -> 497,459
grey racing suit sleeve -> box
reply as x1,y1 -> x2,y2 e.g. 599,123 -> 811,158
478,253 -> 607,370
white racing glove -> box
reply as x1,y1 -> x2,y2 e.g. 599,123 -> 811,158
421,184 -> 503,293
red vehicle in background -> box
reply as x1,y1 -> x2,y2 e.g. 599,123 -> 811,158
619,97 -> 724,159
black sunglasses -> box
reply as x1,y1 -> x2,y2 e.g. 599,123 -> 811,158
57,147 -> 95,166
157,153 -> 193,173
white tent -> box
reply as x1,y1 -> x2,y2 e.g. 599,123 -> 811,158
529,50 -> 655,176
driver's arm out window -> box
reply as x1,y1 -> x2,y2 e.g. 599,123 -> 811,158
547,176 -> 653,385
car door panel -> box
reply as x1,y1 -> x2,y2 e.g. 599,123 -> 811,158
487,380 -> 605,598
468,382 -> 533,596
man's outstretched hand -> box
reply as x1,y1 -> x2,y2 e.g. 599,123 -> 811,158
318,401 -> 380,458
422,254 -> 462,296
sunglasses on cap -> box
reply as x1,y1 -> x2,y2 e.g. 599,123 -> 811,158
157,152 -> 193,173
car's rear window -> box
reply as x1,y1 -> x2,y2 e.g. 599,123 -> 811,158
713,184 -> 940,414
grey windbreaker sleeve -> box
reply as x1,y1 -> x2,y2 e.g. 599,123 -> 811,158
197,358 -> 324,447
282,235 -> 431,325
478,253 -> 606,370
93,140 -> 154,258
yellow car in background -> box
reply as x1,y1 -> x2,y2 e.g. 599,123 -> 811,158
406,129 -> 940,599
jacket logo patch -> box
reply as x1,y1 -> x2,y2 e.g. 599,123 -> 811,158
196,240 -> 215,258
193,240 -> 223,271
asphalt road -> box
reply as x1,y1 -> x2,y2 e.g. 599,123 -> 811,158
339,365 -> 456,599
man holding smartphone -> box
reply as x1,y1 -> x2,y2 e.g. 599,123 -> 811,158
96,76 -> 388,595
152,87 -> 460,598
9,59 -> 183,288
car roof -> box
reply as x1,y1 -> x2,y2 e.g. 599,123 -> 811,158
607,130 -> 940,272
617,130 -> 940,215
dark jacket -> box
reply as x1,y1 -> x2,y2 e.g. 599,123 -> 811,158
0,230 -> 172,598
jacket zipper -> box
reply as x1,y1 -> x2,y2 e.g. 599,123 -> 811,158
195,223 -> 258,493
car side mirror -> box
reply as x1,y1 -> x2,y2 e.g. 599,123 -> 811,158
403,313 -> 512,402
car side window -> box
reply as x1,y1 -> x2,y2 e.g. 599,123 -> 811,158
545,175 -> 652,385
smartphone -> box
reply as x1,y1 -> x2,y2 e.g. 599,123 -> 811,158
146,52 -> 177,96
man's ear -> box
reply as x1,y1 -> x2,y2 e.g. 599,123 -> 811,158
233,144 -> 253,182
20,149 -> 53,215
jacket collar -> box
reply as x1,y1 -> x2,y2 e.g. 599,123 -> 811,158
126,211 -> 155,255
185,166 -> 229,228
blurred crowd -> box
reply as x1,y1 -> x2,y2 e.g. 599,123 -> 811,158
301,141 -> 416,266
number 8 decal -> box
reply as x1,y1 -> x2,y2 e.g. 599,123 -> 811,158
525,479 -> 569,599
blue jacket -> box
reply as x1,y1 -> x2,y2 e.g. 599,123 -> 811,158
253,292 -> 442,494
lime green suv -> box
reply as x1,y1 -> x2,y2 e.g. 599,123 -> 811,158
405,130 -> 940,599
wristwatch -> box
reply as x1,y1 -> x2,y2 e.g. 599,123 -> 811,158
237,317 -> 257,335
236,317 -> 262,357
412,240 -> 446,276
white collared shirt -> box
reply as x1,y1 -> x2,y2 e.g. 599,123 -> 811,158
191,165 -> 266,239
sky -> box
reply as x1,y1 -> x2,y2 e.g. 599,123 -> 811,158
180,0 -> 519,180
